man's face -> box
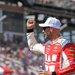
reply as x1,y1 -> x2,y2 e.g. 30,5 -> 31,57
42,27 -> 52,40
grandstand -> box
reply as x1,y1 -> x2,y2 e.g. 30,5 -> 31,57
0,0 -> 75,75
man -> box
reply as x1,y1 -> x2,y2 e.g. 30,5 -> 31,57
26,17 -> 75,75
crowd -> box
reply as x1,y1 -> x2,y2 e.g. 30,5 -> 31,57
0,33 -> 44,75
36,0 -> 75,9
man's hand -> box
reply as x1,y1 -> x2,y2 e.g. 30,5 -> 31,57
38,70 -> 52,75
27,19 -> 35,29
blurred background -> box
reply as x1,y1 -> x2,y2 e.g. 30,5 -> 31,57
0,0 -> 75,75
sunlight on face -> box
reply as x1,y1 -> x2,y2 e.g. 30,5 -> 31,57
42,27 -> 52,40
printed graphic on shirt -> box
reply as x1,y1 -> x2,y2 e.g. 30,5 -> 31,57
44,43 -> 62,72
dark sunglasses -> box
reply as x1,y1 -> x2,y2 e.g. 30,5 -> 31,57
43,27 -> 50,31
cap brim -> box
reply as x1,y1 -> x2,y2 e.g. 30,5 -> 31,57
39,23 -> 60,29
39,23 -> 50,27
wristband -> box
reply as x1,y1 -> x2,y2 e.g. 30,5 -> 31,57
27,29 -> 33,33
52,72 -> 56,75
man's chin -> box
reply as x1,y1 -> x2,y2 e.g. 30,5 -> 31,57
45,36 -> 49,41
44,35 -> 47,39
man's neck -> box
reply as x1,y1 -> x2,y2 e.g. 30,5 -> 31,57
51,34 -> 61,43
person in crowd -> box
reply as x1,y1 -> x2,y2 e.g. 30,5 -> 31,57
26,17 -> 75,75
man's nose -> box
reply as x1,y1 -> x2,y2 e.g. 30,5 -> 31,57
42,30 -> 44,33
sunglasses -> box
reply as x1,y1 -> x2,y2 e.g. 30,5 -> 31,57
43,27 -> 50,31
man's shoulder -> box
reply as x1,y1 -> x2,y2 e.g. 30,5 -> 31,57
57,37 -> 70,48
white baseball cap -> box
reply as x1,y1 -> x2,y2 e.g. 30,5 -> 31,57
39,17 -> 61,29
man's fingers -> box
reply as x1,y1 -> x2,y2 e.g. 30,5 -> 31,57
27,19 -> 35,29
27,19 -> 35,24
38,70 -> 52,75
38,70 -> 44,74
